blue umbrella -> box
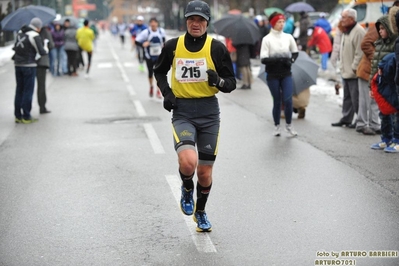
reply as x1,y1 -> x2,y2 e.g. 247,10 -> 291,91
285,2 -> 315,13
1,5 -> 56,31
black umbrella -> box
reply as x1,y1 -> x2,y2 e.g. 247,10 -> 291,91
1,5 -> 56,31
291,51 -> 319,95
257,51 -> 318,95
285,2 -> 315,13
213,14 -> 260,46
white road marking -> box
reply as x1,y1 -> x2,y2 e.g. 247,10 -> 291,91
109,45 -> 119,61
123,62 -> 135,68
108,43 -> 129,82
115,61 -> 129,83
97,62 -> 113,68
143,123 -> 165,154
109,41 -> 164,157
165,175 -> 217,253
133,100 -> 146,117
126,85 -> 136,96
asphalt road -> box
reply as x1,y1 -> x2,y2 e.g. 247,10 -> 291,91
0,31 -> 398,266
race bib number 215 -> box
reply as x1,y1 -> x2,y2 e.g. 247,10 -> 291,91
175,58 -> 208,83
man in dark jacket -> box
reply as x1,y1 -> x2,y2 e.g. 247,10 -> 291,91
154,0 -> 236,232
36,25 -> 54,114
13,17 -> 48,124
298,11 -> 311,52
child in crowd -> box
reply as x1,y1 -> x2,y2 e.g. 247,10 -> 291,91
369,7 -> 399,152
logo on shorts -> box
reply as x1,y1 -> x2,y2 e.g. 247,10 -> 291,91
180,130 -> 193,137
204,144 -> 212,150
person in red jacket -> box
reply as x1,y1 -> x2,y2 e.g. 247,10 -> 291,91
307,26 -> 332,71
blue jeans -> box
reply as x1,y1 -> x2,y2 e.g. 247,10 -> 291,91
61,48 -> 68,73
267,76 -> 294,125
321,53 -> 329,71
380,112 -> 399,143
51,46 -> 66,75
14,66 -> 36,119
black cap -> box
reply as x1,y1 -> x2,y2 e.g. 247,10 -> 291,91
185,1 -> 211,21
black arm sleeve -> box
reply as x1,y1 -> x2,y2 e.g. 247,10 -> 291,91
261,57 -> 279,65
154,38 -> 178,96
291,52 -> 299,63
42,29 -> 54,50
33,35 -> 47,56
135,40 -> 144,47
210,39 -> 236,93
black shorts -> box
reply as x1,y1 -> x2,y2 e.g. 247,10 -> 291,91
172,96 -> 220,165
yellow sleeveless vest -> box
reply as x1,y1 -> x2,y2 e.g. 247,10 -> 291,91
171,34 -> 218,98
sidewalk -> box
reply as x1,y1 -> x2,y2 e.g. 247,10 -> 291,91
0,44 -> 13,66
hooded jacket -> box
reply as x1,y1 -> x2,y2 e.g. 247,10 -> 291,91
371,53 -> 399,115
13,25 -> 48,67
370,15 -> 397,82
390,6 -> 399,86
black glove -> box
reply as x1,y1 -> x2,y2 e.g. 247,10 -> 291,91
163,90 -> 177,112
279,58 -> 292,67
206,69 -> 220,87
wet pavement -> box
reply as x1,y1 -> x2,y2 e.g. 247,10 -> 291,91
0,31 -> 398,266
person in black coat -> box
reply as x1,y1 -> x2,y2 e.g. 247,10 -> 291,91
36,25 -> 54,114
235,44 -> 253,89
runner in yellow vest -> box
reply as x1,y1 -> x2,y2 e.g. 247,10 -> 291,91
76,19 -> 95,77
154,0 -> 236,232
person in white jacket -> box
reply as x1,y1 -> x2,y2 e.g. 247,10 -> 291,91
260,12 -> 299,137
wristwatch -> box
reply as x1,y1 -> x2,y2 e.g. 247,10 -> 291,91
218,78 -> 225,88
